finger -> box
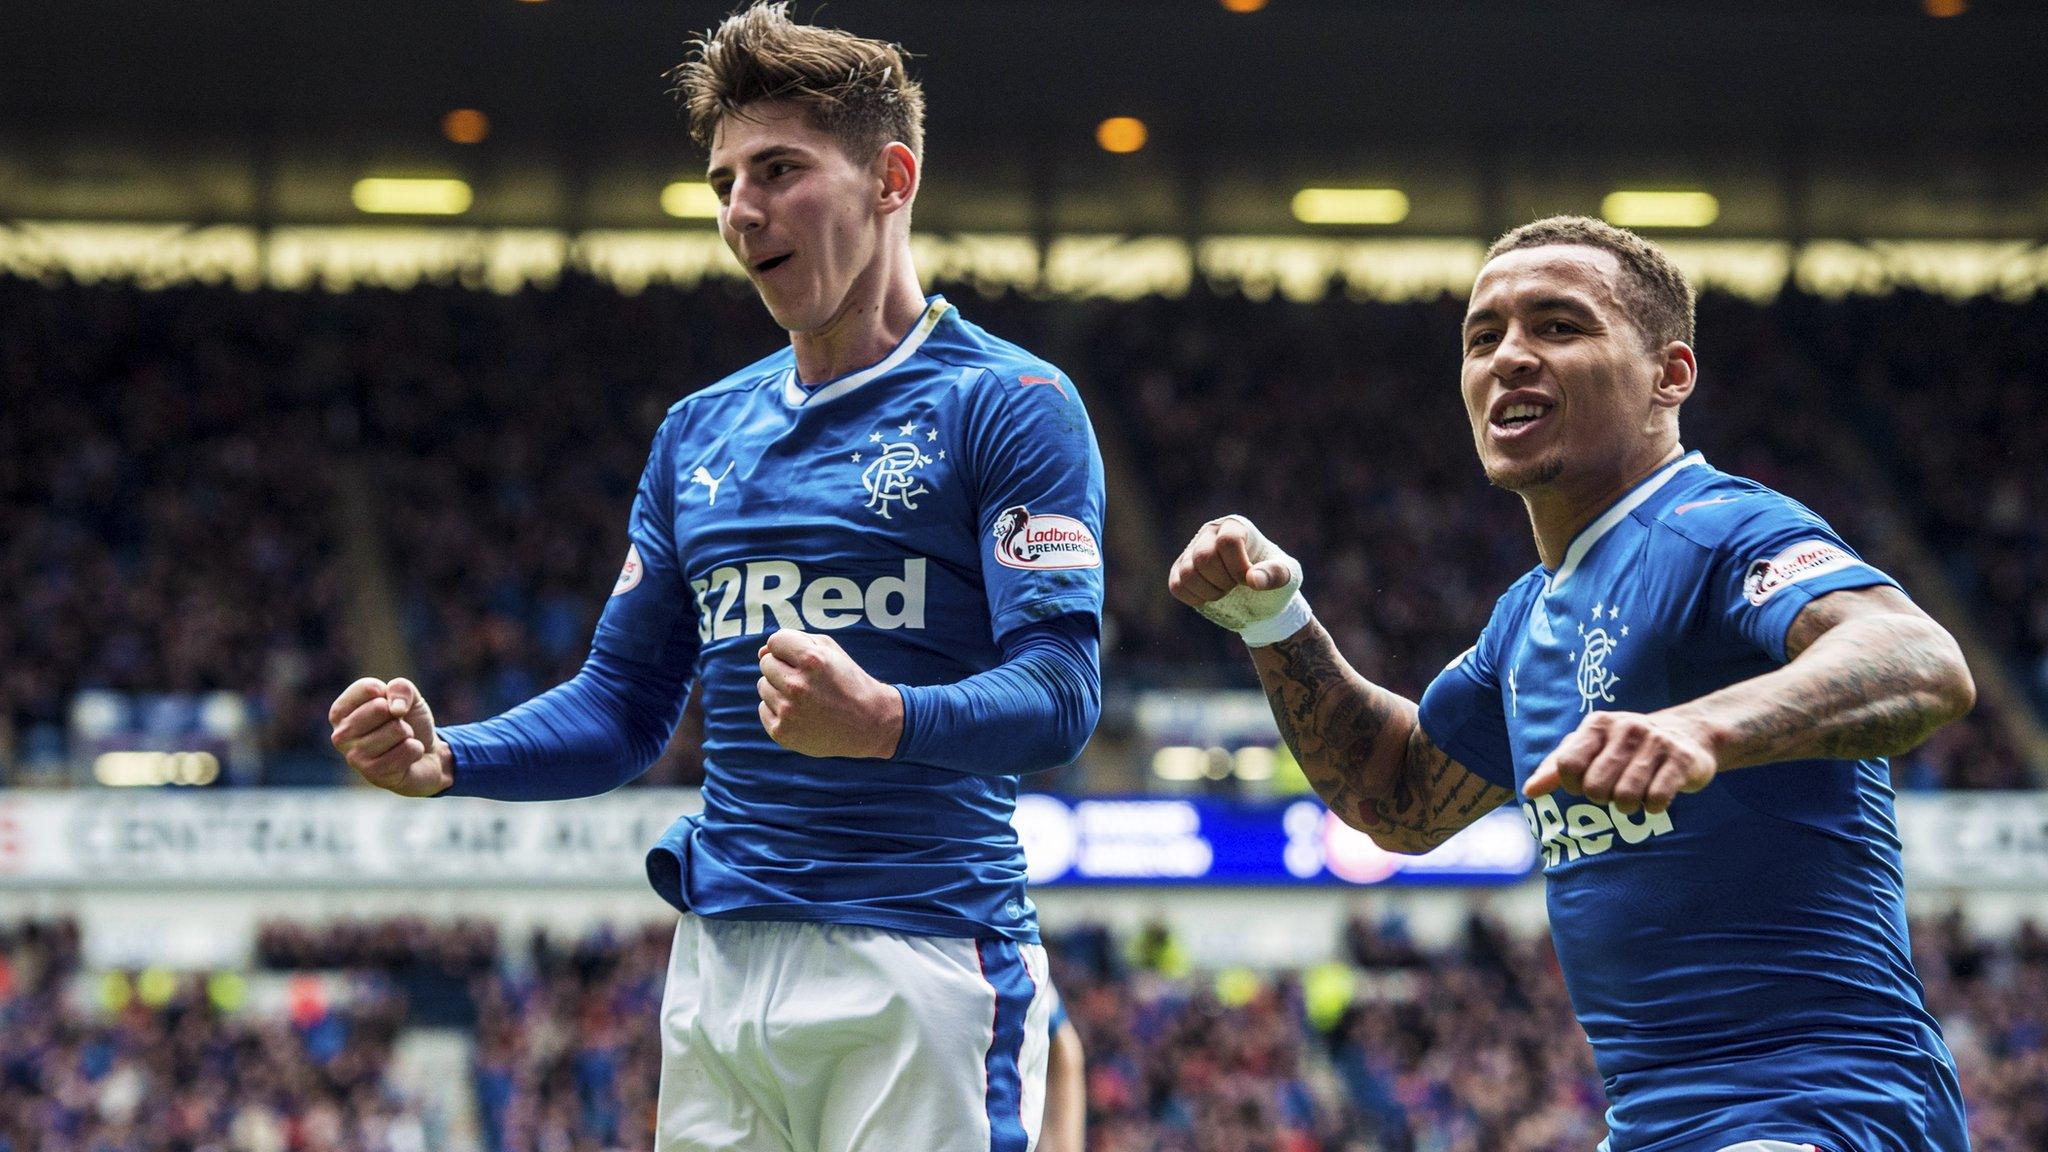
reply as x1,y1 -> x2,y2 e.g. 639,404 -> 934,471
1643,761 -> 1693,815
386,678 -> 420,717
1247,560 -> 1291,591
1578,726 -> 1646,804
1193,544 -> 1237,593
328,678 -> 389,726
332,697 -> 402,744
1171,559 -> 1230,603
348,720 -> 415,761
759,653 -> 803,694
758,701 -> 782,742
756,676 -> 788,711
1544,726 -> 1607,795
1523,758 -> 1561,799
1606,750 -> 1664,815
1216,530 -> 1254,584
764,629 -> 811,661
357,738 -> 426,784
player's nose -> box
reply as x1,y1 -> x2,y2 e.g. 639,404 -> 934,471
725,184 -> 768,233
1490,323 -> 1542,379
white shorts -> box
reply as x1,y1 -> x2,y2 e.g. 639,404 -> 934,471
655,915 -> 1052,1152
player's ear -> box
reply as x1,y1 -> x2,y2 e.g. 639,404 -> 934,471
875,142 -> 917,216
1652,341 -> 1696,410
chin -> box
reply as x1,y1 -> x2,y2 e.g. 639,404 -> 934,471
759,288 -> 845,336
1482,453 -> 1566,493
756,295 -> 816,333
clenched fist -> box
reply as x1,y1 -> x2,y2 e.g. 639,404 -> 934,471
1167,515 -> 1311,647
328,677 -> 455,797
757,629 -> 903,758
1524,709 -> 1718,815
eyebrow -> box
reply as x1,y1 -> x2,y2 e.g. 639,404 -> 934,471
1463,295 -> 1600,330
706,145 -> 807,182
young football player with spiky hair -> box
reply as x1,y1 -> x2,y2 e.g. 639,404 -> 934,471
329,5 -> 1104,1149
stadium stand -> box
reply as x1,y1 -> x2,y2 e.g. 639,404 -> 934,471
0,280 -> 354,785
4,913 -> 2046,1151
0,276 -> 2035,789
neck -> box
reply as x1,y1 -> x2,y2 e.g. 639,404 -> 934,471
790,238 -> 928,385
1522,442 -> 1685,569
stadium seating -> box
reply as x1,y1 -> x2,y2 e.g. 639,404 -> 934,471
3,913 -> 2045,1150
0,275 -> 2034,789
0,280 -> 354,784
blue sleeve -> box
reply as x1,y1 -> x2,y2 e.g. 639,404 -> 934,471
892,613 -> 1100,776
963,366 -> 1106,642
1688,495 -> 1901,663
1415,596 -> 1519,791
440,413 -> 700,800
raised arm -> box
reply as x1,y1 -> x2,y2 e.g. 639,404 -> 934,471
333,410 -> 700,801
753,613 -> 1100,775
1251,619 -> 1512,853
1526,584 -> 1975,811
1169,516 -> 1512,854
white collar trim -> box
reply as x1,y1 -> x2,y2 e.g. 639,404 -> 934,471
781,297 -> 951,408
1549,451 -> 1703,590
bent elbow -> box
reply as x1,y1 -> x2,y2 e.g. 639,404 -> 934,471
1926,623 -> 1977,724
1033,715 -> 1096,772
1039,666 -> 1101,768
1940,657 -> 1977,725
1353,818 -> 1448,857
1060,694 -> 1103,765
1379,834 -> 1448,857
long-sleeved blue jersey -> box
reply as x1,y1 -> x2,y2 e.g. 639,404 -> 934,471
442,297 -> 1106,943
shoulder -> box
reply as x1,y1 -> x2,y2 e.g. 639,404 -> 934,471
1493,568 -> 1548,617
664,347 -> 794,420
1460,567 -> 1545,665
922,310 -> 1075,404
1643,471 -> 1836,557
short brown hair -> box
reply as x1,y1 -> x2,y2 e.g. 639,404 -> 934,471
671,2 -> 925,163
1485,215 -> 1695,349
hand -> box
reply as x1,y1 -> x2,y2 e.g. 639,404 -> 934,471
757,630 -> 903,758
1167,515 -> 1308,644
329,677 -> 455,797
1524,710 -> 1717,814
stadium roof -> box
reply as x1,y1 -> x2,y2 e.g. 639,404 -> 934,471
4,0 -> 2046,237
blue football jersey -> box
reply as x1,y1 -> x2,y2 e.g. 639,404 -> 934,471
1418,452 -> 1967,1152
615,297 -> 1105,943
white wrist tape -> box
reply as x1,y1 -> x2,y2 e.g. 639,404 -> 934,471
1237,591 -> 1314,648
1192,515 -> 1313,648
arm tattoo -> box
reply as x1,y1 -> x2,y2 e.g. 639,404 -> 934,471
1714,620 -> 1971,768
1682,585 -> 1976,772
1252,621 -> 1512,854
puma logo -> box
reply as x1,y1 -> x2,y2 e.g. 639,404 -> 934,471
691,462 -> 736,506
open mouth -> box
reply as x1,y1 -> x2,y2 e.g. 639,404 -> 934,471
753,253 -> 793,273
1488,398 -> 1556,439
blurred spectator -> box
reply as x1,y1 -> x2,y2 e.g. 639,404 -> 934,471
1,275 -> 2035,788
5,911 -> 2048,1150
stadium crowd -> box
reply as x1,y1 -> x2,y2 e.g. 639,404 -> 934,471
1784,292 -> 2048,715
0,275 -> 2036,789
3,912 -> 2047,1151
0,279 -> 354,784
0,920 -> 425,1152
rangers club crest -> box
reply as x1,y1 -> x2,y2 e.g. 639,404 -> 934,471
850,419 -> 941,519
1573,602 -> 1627,712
